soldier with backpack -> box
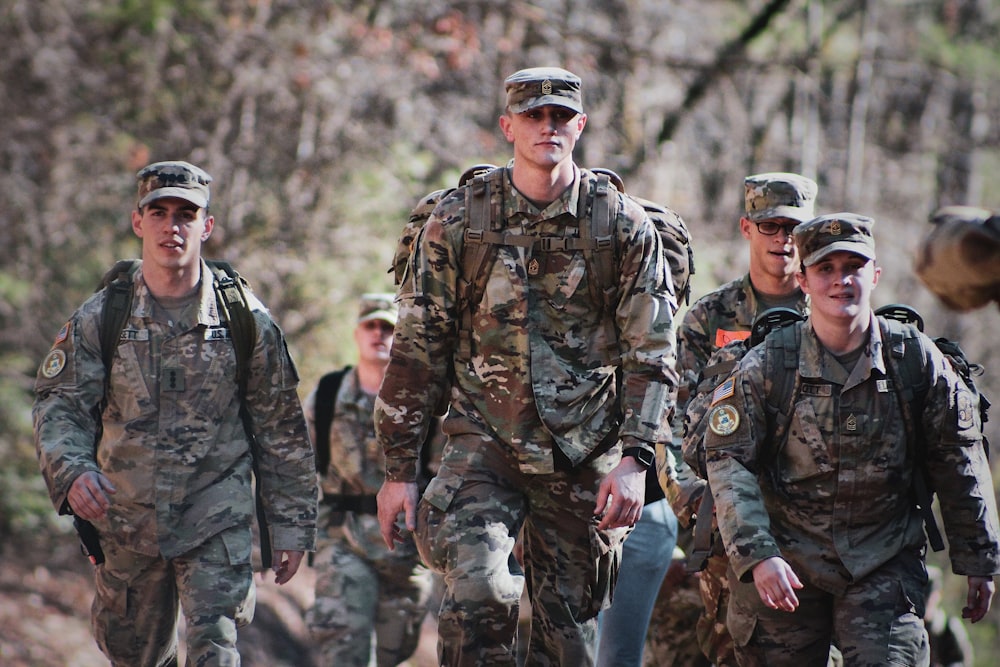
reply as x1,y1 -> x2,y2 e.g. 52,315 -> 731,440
33,160 -> 318,666
665,171 -> 818,666
304,293 -> 439,666
703,212 -> 1000,665
375,66 -> 679,666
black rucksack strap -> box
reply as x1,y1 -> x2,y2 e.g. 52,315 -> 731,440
313,367 -> 351,474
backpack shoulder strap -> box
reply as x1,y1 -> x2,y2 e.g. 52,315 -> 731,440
877,316 -> 944,551
313,366 -> 351,474
98,259 -> 141,374
457,167 -> 505,359
206,260 -> 257,401
205,259 -> 271,566
582,171 -> 618,311
763,321 -> 803,454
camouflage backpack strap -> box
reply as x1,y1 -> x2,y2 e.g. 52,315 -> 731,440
207,260 -> 257,400
458,166 -> 505,360
206,259 -> 272,567
874,312 -> 945,552
762,319 -> 804,459
98,259 -> 142,374
579,171 -> 620,362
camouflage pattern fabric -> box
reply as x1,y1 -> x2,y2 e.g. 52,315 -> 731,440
416,432 -> 629,666
376,167 -> 677,665
303,368 -> 432,665
661,275 -> 808,664
643,534 -> 711,667
705,315 -> 1000,661
33,260 -> 318,663
94,527 -> 254,665
726,551 -> 920,666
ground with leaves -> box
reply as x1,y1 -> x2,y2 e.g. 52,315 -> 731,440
0,534 -> 437,666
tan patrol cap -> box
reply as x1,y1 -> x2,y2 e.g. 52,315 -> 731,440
136,161 -> 212,209
357,292 -> 398,326
744,172 -> 818,223
504,67 -> 583,114
793,213 -> 876,267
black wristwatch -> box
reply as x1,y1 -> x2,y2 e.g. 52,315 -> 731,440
622,446 -> 655,470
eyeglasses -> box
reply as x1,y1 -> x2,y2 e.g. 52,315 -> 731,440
360,320 -> 395,334
754,221 -> 799,237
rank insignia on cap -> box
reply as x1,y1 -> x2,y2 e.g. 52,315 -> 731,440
830,221 -> 842,235
54,321 -> 70,345
41,349 -> 67,379
541,79 -> 552,95
708,404 -> 740,437
712,377 -> 735,405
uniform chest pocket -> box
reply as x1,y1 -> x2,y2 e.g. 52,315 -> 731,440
778,399 -> 835,484
165,334 -> 239,420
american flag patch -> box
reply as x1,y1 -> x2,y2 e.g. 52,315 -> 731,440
711,377 -> 736,405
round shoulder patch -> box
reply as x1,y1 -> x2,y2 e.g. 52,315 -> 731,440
41,349 -> 67,379
708,404 -> 740,437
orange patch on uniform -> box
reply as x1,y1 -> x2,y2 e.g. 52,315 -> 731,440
714,329 -> 750,348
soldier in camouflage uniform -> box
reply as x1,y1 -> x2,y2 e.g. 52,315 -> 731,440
663,172 -> 817,666
375,67 -> 678,666
33,161 -> 318,666
704,213 -> 1000,666
304,294 -> 433,666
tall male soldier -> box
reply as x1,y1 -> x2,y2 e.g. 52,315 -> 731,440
376,66 -> 678,666
34,160 -> 318,665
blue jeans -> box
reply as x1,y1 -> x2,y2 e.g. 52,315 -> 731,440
596,498 -> 679,667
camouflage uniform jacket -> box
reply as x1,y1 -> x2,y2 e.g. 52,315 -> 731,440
304,368 -> 418,561
676,274 -> 807,405
704,313 -> 1000,595
663,275 -> 807,523
34,260 -> 318,559
376,166 -> 678,480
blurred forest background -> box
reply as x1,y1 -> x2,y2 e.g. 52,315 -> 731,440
2,0 -> 1000,664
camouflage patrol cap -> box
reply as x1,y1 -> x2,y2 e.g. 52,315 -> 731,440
505,67 -> 583,114
136,161 -> 212,209
793,213 -> 876,267
357,292 -> 398,326
744,172 -> 818,223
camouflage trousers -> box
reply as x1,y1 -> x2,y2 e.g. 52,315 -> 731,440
726,550 -> 929,667
697,551 -> 738,666
416,432 -> 629,667
643,561 -> 711,667
92,526 -> 255,667
307,535 -> 431,667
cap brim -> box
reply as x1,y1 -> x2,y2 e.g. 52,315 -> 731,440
139,187 -> 208,209
750,205 -> 815,224
358,311 -> 398,326
509,95 -> 583,115
803,242 -> 876,267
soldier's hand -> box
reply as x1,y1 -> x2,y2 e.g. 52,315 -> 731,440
595,457 -> 645,530
377,480 -> 419,551
68,471 -> 116,521
270,550 -> 305,585
962,575 -> 995,623
751,556 -> 802,612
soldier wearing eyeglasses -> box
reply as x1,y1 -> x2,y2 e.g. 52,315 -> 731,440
664,172 -> 819,666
